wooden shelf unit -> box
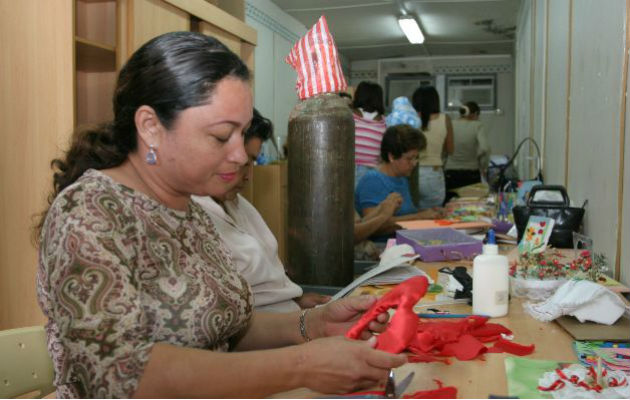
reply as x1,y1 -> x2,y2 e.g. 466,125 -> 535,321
74,0 -> 118,126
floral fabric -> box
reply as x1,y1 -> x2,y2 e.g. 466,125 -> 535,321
37,169 -> 252,398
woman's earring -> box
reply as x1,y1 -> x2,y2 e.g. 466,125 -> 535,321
146,145 -> 157,165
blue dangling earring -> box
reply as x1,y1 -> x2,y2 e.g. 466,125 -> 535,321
146,144 -> 157,165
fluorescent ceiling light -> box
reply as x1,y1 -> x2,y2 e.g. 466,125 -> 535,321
398,16 -> 425,44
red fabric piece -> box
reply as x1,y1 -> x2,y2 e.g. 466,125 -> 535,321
346,276 -> 428,353
538,379 -> 566,391
468,322 -> 512,337
403,386 -> 457,398
344,381 -> 458,398
346,277 -> 535,365
477,335 -> 502,343
486,337 -> 535,356
407,353 -> 450,364
439,334 -> 488,360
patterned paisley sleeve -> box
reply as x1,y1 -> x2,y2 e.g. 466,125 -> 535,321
40,187 -> 153,398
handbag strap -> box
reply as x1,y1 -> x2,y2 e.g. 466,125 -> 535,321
525,185 -> 570,207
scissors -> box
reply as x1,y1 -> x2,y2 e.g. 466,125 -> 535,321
321,370 -> 415,398
384,370 -> 415,398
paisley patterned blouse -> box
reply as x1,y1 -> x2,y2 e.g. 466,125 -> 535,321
37,169 -> 253,398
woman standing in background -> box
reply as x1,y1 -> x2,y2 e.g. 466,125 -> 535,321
445,101 -> 490,197
411,86 -> 454,208
352,81 -> 387,187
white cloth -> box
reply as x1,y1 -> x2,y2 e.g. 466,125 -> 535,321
359,108 -> 379,121
524,279 -> 629,325
193,194 -> 302,312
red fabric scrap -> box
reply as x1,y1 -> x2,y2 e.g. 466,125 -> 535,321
486,337 -> 535,356
346,277 -> 535,364
407,353 -> 450,364
439,334 -> 488,360
346,276 -> 428,353
345,380 -> 458,399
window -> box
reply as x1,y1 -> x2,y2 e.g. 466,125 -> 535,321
445,74 -> 496,111
385,73 -> 434,110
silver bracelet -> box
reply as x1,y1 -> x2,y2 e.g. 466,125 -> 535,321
299,309 -> 312,342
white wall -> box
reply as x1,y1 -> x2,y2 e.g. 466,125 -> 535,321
543,0 -> 570,185
514,0 -> 532,178
515,0 -> 629,285
245,0 -> 306,159
349,55 -> 515,156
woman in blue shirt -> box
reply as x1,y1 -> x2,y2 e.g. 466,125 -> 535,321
356,124 -> 441,221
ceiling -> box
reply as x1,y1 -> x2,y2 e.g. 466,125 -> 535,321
269,0 -> 521,61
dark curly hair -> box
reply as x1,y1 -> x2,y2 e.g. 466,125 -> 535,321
380,124 -> 427,163
245,108 -> 272,144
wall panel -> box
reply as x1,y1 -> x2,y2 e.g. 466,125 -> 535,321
128,0 -> 190,57
245,0 -> 305,159
0,1 -> 74,329
531,0 -> 546,177
567,0 -> 625,270
621,12 -> 630,286
515,0 -> 532,178
543,0 -> 570,185
273,32 -> 298,150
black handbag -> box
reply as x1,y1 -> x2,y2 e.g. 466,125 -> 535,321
512,185 -> 587,248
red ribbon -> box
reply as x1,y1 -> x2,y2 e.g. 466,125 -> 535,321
346,276 -> 428,353
486,338 -> 536,356
346,277 -> 535,362
538,379 -> 566,391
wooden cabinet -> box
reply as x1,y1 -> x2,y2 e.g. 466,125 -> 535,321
0,0 -> 256,330
242,163 -> 289,265
0,0 -> 74,331
124,0 -> 190,59
75,0 -> 118,125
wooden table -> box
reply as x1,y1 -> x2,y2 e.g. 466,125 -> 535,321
274,257 -> 579,399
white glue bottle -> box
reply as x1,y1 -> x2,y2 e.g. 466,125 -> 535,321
472,229 -> 509,317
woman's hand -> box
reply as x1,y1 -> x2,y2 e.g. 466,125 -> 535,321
379,218 -> 402,235
309,295 -> 389,340
417,207 -> 445,219
295,336 -> 407,395
295,292 -> 331,309
380,192 -> 403,217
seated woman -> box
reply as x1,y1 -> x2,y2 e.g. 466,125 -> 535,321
355,124 -> 440,222
36,32 -> 405,398
194,109 -> 330,312
195,110 -> 403,305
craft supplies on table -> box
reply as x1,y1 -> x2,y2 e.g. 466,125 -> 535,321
396,228 -> 483,262
507,247 -> 629,301
397,219 -> 491,231
472,230 -> 509,317
573,341 -> 630,373
518,216 -> 555,254
505,358 -> 575,399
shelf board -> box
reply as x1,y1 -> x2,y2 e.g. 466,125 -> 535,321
75,36 -> 116,71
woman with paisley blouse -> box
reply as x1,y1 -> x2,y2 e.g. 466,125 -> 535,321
35,32 -> 405,398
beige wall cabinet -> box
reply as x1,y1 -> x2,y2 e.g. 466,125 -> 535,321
242,164 -> 288,265
0,0 -> 256,330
